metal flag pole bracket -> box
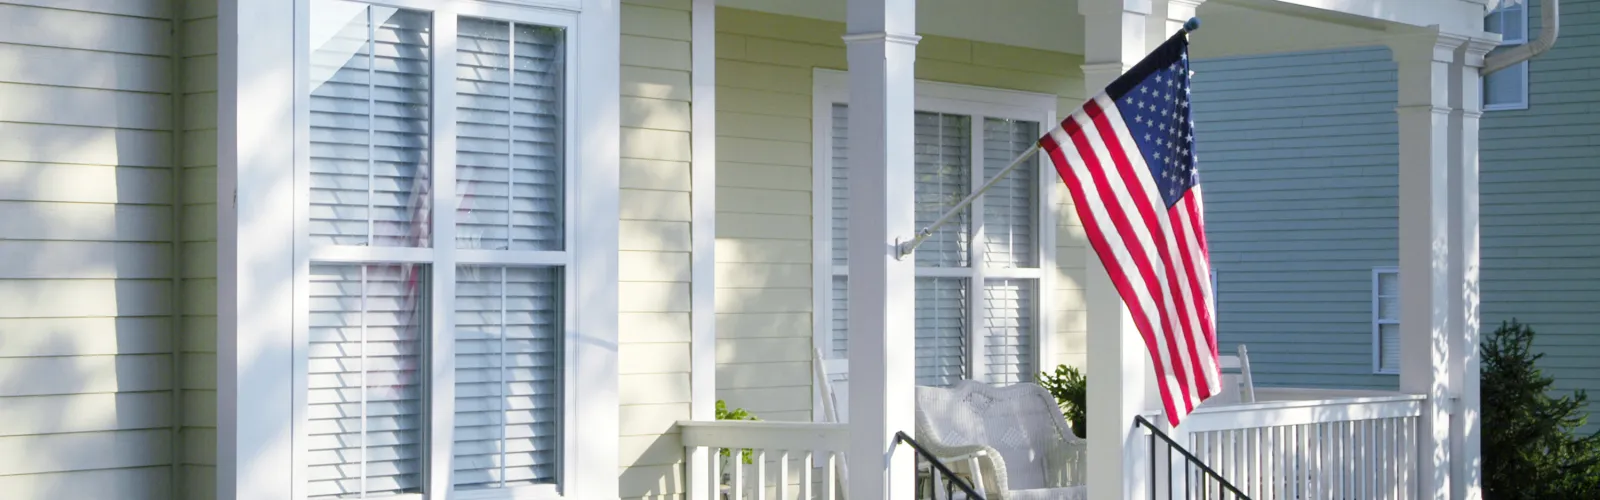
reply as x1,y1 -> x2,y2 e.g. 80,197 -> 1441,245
892,17 -> 1200,261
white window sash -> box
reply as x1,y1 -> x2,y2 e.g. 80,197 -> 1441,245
1372,267 -> 1400,375
811,69 -> 1058,400
292,1 -> 583,498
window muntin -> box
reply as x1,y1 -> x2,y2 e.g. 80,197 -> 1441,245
302,1 -> 576,497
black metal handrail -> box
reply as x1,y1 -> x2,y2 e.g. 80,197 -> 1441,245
1133,416 -> 1251,500
894,431 -> 986,500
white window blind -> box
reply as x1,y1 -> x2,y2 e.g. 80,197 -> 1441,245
984,279 -> 1034,385
1375,269 -> 1400,373
913,112 -> 972,269
454,266 -> 561,489
309,4 -> 433,248
456,18 -> 566,251
825,103 -> 1044,389
307,264 -> 427,499
916,277 -> 969,387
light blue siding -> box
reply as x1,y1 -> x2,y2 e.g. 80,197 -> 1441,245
1191,46 -> 1402,390
1481,0 -> 1600,428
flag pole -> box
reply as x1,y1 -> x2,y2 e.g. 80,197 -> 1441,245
895,18 -> 1201,260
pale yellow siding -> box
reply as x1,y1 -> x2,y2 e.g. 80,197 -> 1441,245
181,0 -> 219,498
618,0 -> 697,499
714,7 -> 1091,421
0,0 -> 182,497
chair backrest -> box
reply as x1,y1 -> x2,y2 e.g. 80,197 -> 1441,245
914,380 -> 1077,491
1213,344 -> 1256,404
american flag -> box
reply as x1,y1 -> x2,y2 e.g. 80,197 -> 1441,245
1038,31 -> 1219,427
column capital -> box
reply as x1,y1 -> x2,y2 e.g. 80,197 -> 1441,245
1385,29 -> 1469,65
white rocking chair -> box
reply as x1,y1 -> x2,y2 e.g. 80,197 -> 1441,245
914,380 -> 1087,500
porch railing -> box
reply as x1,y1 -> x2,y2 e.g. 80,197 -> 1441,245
1137,415 -> 1251,500
680,420 -> 850,500
1175,393 -> 1425,500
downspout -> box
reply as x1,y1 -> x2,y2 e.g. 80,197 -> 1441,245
1482,0 -> 1559,75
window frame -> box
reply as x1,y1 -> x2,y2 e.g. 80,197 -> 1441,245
1372,267 -> 1400,375
1484,1 -> 1530,111
219,0 -> 617,497
810,68 -> 1058,411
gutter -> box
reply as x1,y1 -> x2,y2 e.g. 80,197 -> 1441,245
1481,0 -> 1559,75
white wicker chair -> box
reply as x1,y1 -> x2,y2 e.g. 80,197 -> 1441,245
913,380 -> 1087,500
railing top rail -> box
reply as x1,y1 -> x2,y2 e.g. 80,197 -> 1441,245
677,420 -> 851,452
1180,394 -> 1424,433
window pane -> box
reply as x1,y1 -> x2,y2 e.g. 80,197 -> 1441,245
984,279 -> 1035,384
916,277 -> 968,386
915,112 -> 972,268
832,104 -> 850,266
983,118 -> 1039,268
1484,62 -> 1526,108
1379,295 -> 1400,321
457,18 -> 567,251
1503,4 -> 1525,43
309,2 -> 432,248
831,275 -> 849,359
1378,271 -> 1398,296
455,266 -> 562,489
1484,9 -> 1504,35
1380,323 -> 1401,372
307,263 -> 427,499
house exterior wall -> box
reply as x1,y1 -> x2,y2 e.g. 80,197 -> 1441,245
712,6 -> 1092,423
617,0 -> 699,498
1478,0 -> 1600,428
1196,0 -> 1600,428
0,0 -> 183,497
1189,46 -> 1404,390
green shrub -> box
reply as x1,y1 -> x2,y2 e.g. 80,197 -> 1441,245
1037,364 -> 1088,438
1483,319 -> 1600,499
716,400 -> 759,465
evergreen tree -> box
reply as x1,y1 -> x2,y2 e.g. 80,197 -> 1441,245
1482,319 -> 1600,499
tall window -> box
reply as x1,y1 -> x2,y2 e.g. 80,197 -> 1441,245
1373,268 -> 1400,374
1484,0 -> 1529,110
303,1 -> 574,497
816,72 -> 1056,391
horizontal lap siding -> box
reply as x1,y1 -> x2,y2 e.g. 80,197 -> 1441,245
1481,0 -> 1600,432
182,0 -> 219,497
1190,46 -> 1402,390
0,1 -> 180,497
713,6 -> 1090,424
619,1 -> 695,499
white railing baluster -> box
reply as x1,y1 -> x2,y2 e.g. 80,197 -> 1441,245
826,452 -> 837,500
803,451 -> 813,500
734,449 -> 745,500
756,450 -> 767,500
779,451 -> 790,500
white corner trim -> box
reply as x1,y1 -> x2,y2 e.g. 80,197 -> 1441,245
690,0 -> 716,423
574,0 -> 622,497
219,1 -> 297,499
689,1 -> 717,497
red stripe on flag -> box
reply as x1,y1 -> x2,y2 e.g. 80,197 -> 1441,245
1084,100 -> 1213,408
1036,130 -> 1190,423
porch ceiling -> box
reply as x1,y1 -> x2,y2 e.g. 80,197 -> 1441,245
716,0 -> 1487,60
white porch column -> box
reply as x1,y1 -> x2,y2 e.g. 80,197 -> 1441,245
843,0 -> 918,498
1078,2 -> 1152,500
1389,30 -> 1494,500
